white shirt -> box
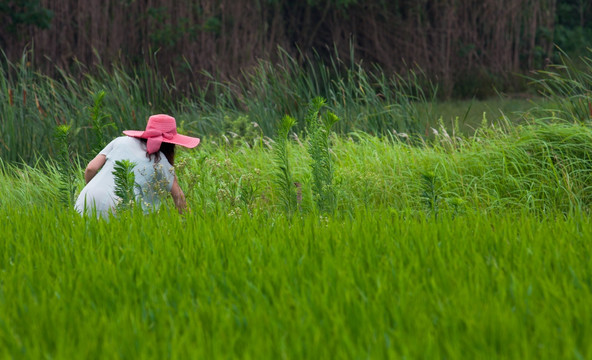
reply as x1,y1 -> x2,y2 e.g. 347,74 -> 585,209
75,136 -> 175,217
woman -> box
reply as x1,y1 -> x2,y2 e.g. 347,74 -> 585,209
75,114 -> 200,217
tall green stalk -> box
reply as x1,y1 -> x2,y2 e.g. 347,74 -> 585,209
420,170 -> 440,219
53,124 -> 75,206
89,90 -> 115,155
113,159 -> 138,212
530,48 -> 592,123
306,97 -> 339,214
273,115 -> 298,217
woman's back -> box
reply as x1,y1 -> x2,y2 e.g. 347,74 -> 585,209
75,136 -> 175,217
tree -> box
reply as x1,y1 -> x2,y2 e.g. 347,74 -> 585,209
0,0 -> 53,45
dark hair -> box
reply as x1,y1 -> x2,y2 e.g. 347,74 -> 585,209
139,138 -> 176,165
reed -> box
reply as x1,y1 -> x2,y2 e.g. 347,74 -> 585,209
529,48 -> 592,123
2,0 -> 555,98
273,115 -> 298,217
0,49 -> 436,165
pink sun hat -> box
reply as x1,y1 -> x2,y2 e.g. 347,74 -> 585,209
123,114 -> 200,154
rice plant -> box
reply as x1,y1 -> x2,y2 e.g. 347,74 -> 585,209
1,205 -> 591,359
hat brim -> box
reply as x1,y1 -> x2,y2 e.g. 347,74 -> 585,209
123,130 -> 200,149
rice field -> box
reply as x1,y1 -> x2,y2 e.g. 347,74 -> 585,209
2,120 -> 592,358
1,206 -> 591,359
2,52 -> 592,359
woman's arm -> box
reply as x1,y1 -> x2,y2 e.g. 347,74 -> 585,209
170,176 -> 187,214
84,154 -> 106,184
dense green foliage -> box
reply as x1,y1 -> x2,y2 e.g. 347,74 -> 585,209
554,0 -> 592,57
0,0 -> 53,35
2,118 -> 592,217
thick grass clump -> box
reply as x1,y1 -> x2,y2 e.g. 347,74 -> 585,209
1,206 -> 591,359
171,119 -> 592,216
3,119 -> 592,216
0,158 -> 68,209
530,49 -> 592,123
0,53 -> 212,164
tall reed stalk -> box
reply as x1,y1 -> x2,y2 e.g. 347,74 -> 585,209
273,115 -> 298,217
530,48 -> 592,123
305,97 -> 339,214
53,124 -> 75,206
1,49 -> 435,165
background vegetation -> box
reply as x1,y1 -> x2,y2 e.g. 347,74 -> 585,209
2,0 -> 591,98
3,96 -> 592,358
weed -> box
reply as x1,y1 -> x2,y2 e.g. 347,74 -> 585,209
53,124 -> 75,206
112,159 -> 138,212
273,115 -> 298,217
420,170 -> 440,218
89,90 -> 116,155
306,97 -> 339,214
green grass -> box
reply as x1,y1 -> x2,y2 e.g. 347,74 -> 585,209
1,117 -> 591,358
176,120 -> 592,216
2,48 -> 592,359
3,119 -> 592,216
1,206 -> 591,359
0,49 -> 526,165
427,96 -> 549,134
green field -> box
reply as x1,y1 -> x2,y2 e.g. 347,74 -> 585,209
2,53 -> 592,358
3,120 -> 592,358
1,206 -> 591,359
